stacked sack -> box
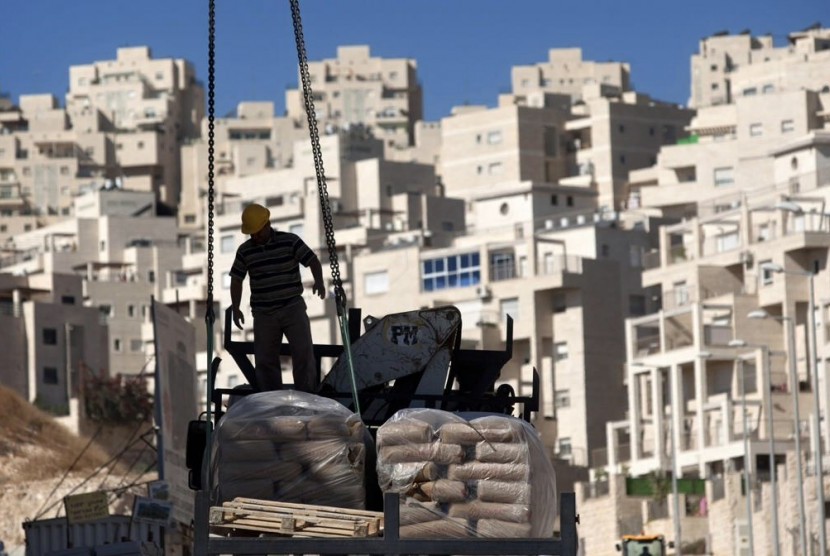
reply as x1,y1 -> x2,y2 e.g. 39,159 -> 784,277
376,409 -> 556,538
211,390 -> 367,509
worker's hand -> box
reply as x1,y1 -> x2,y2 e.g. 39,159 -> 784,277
312,280 -> 326,299
232,306 -> 245,329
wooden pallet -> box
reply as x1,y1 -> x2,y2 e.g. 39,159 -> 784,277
209,497 -> 385,538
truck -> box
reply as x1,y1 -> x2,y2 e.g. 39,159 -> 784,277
186,306 -> 580,555
616,534 -> 669,556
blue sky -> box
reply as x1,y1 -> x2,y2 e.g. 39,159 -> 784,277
1,1 -> 826,121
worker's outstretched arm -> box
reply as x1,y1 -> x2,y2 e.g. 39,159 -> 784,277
310,257 -> 326,299
230,277 -> 245,329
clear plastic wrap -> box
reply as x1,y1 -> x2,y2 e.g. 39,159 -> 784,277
376,408 -> 557,538
210,390 -> 367,509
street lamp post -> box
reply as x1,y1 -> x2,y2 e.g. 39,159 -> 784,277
729,340 -> 756,556
748,309 -> 807,555
761,261 -> 827,555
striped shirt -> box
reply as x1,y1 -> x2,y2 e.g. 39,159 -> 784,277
230,228 -> 317,315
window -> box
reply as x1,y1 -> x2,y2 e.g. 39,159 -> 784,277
113,338 -> 122,352
289,223 -> 304,236
743,87 -> 757,96
554,389 -> 571,408
551,195 -> 558,206
128,305 -> 135,318
488,162 -> 503,175
222,272 -> 232,289
364,270 -> 390,295
148,270 -> 155,283
749,123 -> 763,137
781,119 -> 795,133
487,131 -> 502,144
43,328 -> 58,345
422,252 -> 481,292
60,166 -> 69,175
61,296 -> 75,305
762,84 -> 775,94
619,154 -> 626,165
557,437 -> 572,457
629,294 -> 647,316
184,214 -> 196,224
130,339 -> 143,352
43,367 -> 59,385
500,298 -> 519,323
601,244 -> 610,257
713,167 -> 734,187
629,245 -> 643,267
543,126 -> 557,156
716,231 -> 739,252
220,235 -> 236,253
554,342 -> 568,361
674,281 -> 689,306
618,124 -> 625,133
491,252 -> 515,281
567,196 -> 574,207
553,293 -> 567,313
499,203 -> 509,215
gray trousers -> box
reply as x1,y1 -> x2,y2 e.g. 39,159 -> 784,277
253,298 -> 317,392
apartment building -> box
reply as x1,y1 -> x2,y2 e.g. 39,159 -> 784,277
629,87 -> 830,220
511,47 -> 631,102
440,85 -> 693,219
0,47 -> 204,246
690,26 -> 830,108
178,101 -> 309,231
65,46 -> 204,208
0,188 -> 184,376
576,26 -> 830,556
0,272 -> 107,427
285,45 -> 423,149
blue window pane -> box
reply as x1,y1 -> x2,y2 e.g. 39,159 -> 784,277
460,254 -> 469,267
435,259 -> 445,272
471,271 -> 481,284
423,278 -> 433,291
448,274 -> 458,287
435,276 -> 447,289
459,272 -> 471,286
472,252 -> 480,266
448,257 -> 457,271
424,260 -> 433,274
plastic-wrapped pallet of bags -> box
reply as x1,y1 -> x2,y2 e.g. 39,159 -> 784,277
211,390 -> 368,509
376,408 -> 556,538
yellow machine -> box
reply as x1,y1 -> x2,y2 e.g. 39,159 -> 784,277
615,534 -> 668,556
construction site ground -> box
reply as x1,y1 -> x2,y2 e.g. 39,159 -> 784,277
0,386 -> 156,552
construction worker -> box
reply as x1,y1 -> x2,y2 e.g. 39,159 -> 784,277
229,203 -> 326,392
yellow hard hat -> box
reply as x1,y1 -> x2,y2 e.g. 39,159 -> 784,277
241,203 -> 270,234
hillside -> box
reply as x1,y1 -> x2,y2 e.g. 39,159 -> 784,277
0,386 -> 154,548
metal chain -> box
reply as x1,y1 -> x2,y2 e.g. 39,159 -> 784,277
205,0 -> 216,324
289,0 -> 345,314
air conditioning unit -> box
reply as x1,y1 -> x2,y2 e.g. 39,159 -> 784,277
475,285 -> 492,300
